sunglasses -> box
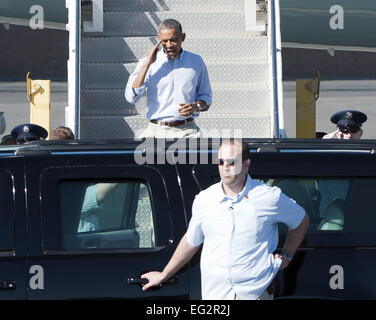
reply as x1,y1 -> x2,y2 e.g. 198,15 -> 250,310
218,158 -> 240,166
339,126 -> 360,133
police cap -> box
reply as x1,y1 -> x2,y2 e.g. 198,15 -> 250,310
11,123 -> 48,143
330,110 -> 367,133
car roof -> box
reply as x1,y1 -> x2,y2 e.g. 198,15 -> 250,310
1,138 -> 376,155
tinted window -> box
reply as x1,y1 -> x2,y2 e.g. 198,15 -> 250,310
256,178 -> 376,233
0,170 -> 15,250
59,180 -> 155,250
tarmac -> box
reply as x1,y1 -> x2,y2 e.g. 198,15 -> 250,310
0,80 -> 375,139
283,80 -> 376,139
0,81 -> 67,138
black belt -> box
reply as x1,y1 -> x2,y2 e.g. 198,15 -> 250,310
150,117 -> 194,127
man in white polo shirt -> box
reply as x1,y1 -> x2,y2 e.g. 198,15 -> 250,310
141,139 -> 309,299
125,19 -> 212,138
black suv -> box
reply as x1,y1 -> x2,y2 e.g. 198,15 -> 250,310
0,138 -> 375,299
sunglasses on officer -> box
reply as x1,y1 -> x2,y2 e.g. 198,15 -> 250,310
339,125 -> 360,133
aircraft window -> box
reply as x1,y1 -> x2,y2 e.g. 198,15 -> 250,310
59,181 -> 155,250
0,170 -> 15,250
255,178 -> 376,233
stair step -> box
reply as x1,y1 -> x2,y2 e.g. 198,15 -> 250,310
103,0 -> 244,12
197,115 -> 271,137
79,115 -> 272,139
80,87 -> 270,115
81,61 -> 269,89
82,11 -> 265,37
80,89 -> 140,116
82,36 -> 268,63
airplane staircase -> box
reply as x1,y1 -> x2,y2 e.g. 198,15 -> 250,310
78,0 -> 283,139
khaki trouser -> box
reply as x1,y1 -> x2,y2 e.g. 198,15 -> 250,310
136,120 -> 201,139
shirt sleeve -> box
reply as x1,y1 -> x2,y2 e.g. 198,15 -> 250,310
196,58 -> 212,107
186,195 -> 205,247
272,187 -> 306,230
78,185 -> 100,233
81,184 -> 99,214
125,58 -> 148,104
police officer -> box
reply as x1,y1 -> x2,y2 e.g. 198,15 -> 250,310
319,110 -> 367,220
322,110 -> 367,139
10,123 -> 48,144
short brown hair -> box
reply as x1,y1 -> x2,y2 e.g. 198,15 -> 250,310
220,138 -> 249,161
50,126 -> 75,140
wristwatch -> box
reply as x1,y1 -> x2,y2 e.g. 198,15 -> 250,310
196,102 -> 204,112
281,251 -> 293,262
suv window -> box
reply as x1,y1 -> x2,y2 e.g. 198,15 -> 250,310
256,177 -> 376,233
59,180 -> 155,250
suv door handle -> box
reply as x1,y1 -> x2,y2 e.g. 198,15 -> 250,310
127,276 -> 178,285
0,281 -> 16,289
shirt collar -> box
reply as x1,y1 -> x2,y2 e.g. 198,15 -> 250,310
217,175 -> 252,203
177,49 -> 185,61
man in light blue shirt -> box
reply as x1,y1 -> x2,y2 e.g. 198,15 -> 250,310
125,19 -> 212,138
141,139 -> 309,299
78,183 -> 120,232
